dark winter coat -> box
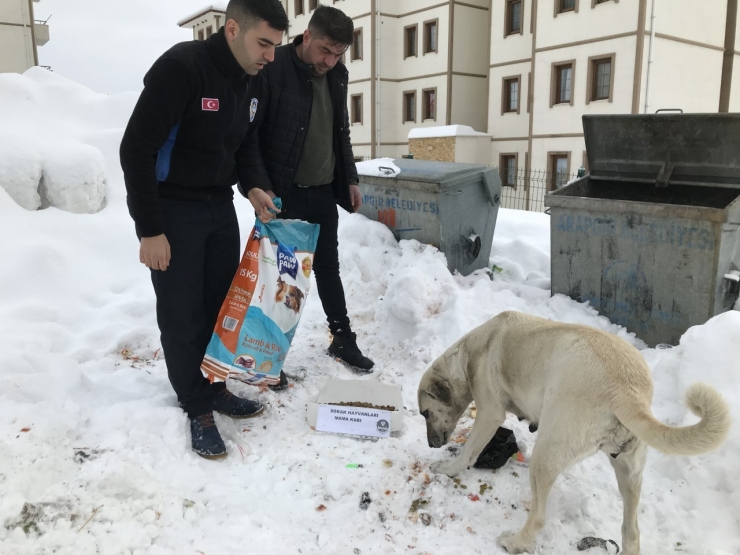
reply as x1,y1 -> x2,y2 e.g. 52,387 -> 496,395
120,28 -> 263,237
238,36 -> 358,212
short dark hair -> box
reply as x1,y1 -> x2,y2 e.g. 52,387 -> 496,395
226,0 -> 289,33
308,5 -> 354,46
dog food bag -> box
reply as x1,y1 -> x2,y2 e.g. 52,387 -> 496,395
201,200 -> 319,386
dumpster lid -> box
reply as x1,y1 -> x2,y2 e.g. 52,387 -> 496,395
357,158 -> 489,184
583,114 -> 740,189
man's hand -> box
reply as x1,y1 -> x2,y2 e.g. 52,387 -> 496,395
140,234 -> 171,271
349,184 -> 362,212
248,188 -> 280,223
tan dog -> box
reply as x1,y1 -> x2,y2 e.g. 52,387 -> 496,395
418,311 -> 731,555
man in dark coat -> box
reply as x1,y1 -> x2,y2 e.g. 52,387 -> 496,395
243,6 -> 374,389
120,0 -> 288,459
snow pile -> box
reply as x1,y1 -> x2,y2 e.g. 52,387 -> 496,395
408,124 -> 489,139
355,157 -> 400,177
0,69 -> 135,213
0,72 -> 738,555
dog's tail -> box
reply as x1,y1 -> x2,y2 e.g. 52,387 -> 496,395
614,383 -> 731,456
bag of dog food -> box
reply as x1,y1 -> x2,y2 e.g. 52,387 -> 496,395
201,200 -> 319,386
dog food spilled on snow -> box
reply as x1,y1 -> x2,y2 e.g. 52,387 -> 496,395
327,401 -> 396,411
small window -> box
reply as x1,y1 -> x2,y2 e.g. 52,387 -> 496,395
351,94 -> 362,124
506,0 -> 522,35
500,155 -> 518,187
549,154 -> 570,190
553,62 -> 574,105
295,0 -> 304,16
503,77 -> 520,113
423,20 -> 438,54
206,25 -> 214,37
309,0 -> 318,10
405,25 -> 418,58
403,91 -> 416,122
422,88 -> 436,120
352,29 -> 363,60
559,0 -> 576,13
590,56 -> 613,101
198,29 -> 205,41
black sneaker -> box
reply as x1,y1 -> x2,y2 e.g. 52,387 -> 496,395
190,412 -> 227,459
473,427 -> 518,469
268,370 -> 290,391
328,332 -> 374,373
213,388 -> 264,418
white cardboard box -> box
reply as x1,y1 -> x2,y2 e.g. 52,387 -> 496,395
306,378 -> 403,434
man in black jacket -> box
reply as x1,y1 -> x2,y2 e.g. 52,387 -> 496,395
243,6 -> 374,388
120,0 -> 287,459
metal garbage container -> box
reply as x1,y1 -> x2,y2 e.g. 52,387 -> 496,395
357,159 -> 501,275
546,114 -> 740,346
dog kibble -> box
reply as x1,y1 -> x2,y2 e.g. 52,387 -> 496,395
327,402 -> 396,411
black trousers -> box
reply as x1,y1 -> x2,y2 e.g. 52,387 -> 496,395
280,184 -> 351,335
149,195 -> 239,417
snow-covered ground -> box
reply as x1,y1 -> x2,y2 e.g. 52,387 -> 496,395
0,69 -> 738,555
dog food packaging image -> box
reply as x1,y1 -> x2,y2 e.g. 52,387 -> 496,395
201,202 -> 319,386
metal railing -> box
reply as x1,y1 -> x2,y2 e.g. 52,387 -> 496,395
494,167 -> 579,213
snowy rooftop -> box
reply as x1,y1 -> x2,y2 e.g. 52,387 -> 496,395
408,124 -> 490,139
177,3 -> 227,27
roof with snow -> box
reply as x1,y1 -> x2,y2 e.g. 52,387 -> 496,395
178,4 -> 227,27
407,125 -> 489,139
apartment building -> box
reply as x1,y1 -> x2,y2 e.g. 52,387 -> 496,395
285,0 -> 491,159
0,0 -> 50,73
178,3 -> 227,41
490,0 -> 740,199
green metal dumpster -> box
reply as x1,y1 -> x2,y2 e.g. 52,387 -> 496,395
546,114 -> 740,346
357,159 -> 501,276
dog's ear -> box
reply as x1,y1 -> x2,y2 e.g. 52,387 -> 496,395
428,378 -> 454,406
295,288 -> 305,301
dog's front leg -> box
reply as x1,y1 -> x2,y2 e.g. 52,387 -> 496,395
431,406 -> 506,477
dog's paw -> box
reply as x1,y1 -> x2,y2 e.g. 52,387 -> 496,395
497,532 -> 535,554
430,460 -> 460,477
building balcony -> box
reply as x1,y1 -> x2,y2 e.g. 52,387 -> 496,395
34,22 -> 49,46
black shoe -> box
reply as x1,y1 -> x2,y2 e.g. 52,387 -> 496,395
190,412 -> 227,459
328,332 -> 374,373
268,370 -> 290,391
213,388 -> 264,418
473,427 -> 518,469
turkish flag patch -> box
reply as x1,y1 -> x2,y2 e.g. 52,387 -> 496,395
202,98 -> 219,111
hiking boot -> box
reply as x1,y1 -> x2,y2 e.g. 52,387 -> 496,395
473,427 -> 518,470
268,370 -> 290,391
190,412 -> 227,459
213,388 -> 264,418
328,332 -> 374,373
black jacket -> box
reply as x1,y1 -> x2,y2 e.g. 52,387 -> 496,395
120,28 -> 262,237
239,36 -> 358,212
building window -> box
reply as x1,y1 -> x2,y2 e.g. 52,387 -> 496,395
352,29 -> 363,60
502,76 -> 521,114
500,154 -> 518,188
423,20 -> 438,54
551,61 -> 575,106
558,0 -> 577,13
403,91 -> 417,122
549,153 -> 570,190
506,0 -> 523,36
351,94 -> 363,124
206,25 -> 214,37
198,29 -> 205,41
422,88 -> 437,120
295,0 -> 304,16
404,24 -> 418,58
588,54 -> 615,102
309,0 -> 318,10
